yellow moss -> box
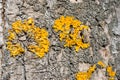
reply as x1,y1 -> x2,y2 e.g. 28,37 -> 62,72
6,18 -> 50,58
53,16 -> 90,52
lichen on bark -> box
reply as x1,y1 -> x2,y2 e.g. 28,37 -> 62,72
0,0 -> 120,80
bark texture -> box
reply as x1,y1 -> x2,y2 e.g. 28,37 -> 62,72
0,0 -> 120,80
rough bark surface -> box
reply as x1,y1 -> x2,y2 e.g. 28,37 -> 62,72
0,0 -> 120,80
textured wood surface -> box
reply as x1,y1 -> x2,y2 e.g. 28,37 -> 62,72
0,0 -> 120,80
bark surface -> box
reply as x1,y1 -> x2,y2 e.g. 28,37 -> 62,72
0,0 -> 120,80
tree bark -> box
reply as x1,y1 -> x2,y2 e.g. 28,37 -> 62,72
0,0 -> 120,80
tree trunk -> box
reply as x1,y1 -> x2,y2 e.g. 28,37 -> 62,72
0,0 -> 120,80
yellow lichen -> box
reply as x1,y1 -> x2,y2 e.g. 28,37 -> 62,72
6,42 -> 24,57
107,66 -> 116,80
75,61 -> 116,80
75,64 -> 96,80
53,16 -> 90,52
97,61 -> 106,68
6,18 -> 50,58
7,30 -> 16,41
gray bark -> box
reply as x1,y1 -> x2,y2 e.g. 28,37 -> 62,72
0,0 -> 120,80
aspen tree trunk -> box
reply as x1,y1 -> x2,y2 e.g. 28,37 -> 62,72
0,0 -> 120,80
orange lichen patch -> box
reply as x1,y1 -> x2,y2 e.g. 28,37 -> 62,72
75,64 -> 96,80
28,45 -> 45,58
12,20 -> 23,34
76,72 -> 89,80
97,61 -> 106,68
6,18 -> 50,58
6,42 -> 24,57
75,61 -> 117,80
7,30 -> 16,41
53,16 -> 90,52
108,77 -> 115,80
107,66 -> 116,80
